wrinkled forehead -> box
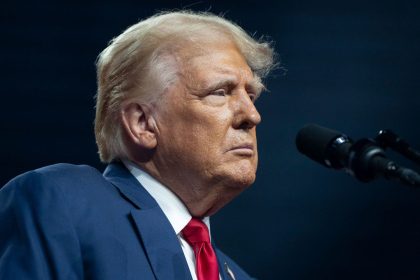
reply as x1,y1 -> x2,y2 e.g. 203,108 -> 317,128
174,40 -> 263,93
178,29 -> 241,62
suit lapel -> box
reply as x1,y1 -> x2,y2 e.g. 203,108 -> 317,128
103,162 -> 156,209
131,208 -> 192,280
216,249 -> 233,280
103,162 -> 192,280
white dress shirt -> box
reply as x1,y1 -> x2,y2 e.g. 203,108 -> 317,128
123,160 -> 216,280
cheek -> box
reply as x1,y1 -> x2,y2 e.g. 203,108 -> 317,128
158,101 -> 234,160
167,124 -> 221,161
187,116 -> 231,148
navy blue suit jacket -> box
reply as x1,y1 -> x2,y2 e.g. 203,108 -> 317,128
0,162 -> 254,280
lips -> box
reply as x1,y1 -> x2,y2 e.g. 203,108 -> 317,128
228,143 -> 254,155
231,143 -> 253,150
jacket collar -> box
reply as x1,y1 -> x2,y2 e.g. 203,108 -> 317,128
103,162 -> 193,280
103,161 -> 157,209
103,162 -> 241,280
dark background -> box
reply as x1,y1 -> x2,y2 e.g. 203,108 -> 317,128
1,0 -> 420,279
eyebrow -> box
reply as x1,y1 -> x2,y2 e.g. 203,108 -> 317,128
247,77 -> 265,98
203,76 -> 265,97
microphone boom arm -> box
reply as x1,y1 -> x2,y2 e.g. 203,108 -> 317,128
296,124 -> 420,187
375,129 -> 420,166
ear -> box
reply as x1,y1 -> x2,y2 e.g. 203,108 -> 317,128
121,102 -> 157,150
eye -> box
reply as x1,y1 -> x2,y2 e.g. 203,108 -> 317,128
204,88 -> 229,106
248,92 -> 257,102
211,89 -> 227,96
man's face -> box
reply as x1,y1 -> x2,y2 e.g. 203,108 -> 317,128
151,41 -> 263,213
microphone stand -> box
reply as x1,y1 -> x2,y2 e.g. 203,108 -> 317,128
372,130 -> 420,186
347,138 -> 420,187
375,129 -> 420,166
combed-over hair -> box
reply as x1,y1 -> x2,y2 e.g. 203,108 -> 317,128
94,10 -> 276,163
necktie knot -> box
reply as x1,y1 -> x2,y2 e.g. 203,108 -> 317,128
182,218 -> 210,244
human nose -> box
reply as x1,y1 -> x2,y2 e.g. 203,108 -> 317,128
232,91 -> 262,130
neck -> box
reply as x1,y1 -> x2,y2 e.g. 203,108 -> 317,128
130,159 -> 241,217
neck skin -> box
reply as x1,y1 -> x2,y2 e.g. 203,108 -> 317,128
132,159 -> 243,218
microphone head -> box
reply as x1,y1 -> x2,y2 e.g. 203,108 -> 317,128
296,124 -> 350,168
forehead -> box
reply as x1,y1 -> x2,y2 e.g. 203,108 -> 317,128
182,43 -> 264,94
179,41 -> 258,89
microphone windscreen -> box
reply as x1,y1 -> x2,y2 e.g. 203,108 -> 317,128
295,124 -> 343,166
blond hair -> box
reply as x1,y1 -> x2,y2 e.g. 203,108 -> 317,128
95,10 -> 276,163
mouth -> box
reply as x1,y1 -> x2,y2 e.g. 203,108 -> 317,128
228,143 -> 255,156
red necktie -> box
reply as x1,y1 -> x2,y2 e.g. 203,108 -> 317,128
182,218 -> 220,280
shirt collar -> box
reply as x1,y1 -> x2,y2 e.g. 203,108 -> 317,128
123,160 -> 211,235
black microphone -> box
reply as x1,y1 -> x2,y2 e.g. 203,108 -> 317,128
296,124 -> 420,186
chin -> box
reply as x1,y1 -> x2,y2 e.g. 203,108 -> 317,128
233,174 -> 256,188
225,166 -> 257,189
211,158 -> 257,188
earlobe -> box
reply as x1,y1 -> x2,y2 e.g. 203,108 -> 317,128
121,102 -> 157,150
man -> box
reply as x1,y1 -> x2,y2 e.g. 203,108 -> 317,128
0,11 -> 275,280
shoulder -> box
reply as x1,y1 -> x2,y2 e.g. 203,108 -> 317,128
1,163 -> 104,194
26,163 -> 103,184
0,164 -> 105,278
0,163 -> 110,218
0,163 -> 121,242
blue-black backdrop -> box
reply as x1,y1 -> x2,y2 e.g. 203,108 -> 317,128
1,1 -> 420,279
